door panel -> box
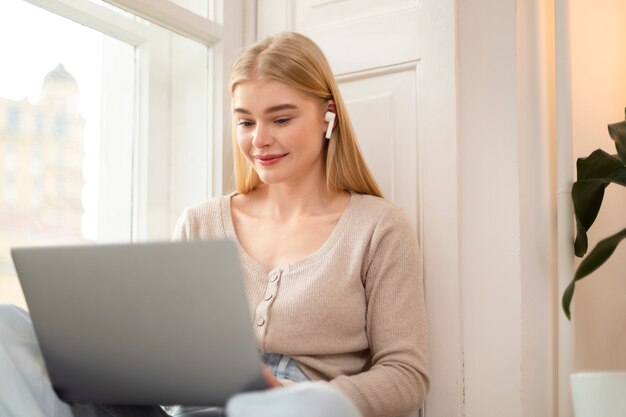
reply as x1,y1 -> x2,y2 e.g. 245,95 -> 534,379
298,0 -> 419,29
338,65 -> 420,231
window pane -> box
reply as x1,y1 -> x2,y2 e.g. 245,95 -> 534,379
168,0 -> 211,19
88,0 -> 212,20
0,0 -> 135,309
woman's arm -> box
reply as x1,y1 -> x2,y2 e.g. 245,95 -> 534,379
330,206 -> 430,417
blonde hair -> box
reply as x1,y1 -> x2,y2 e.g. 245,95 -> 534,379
229,32 -> 383,198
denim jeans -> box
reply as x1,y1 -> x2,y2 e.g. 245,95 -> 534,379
260,353 -> 310,383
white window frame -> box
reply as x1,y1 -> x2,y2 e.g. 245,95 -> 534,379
21,0 -> 246,241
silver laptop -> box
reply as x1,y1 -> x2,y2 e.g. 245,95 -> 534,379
11,239 -> 267,406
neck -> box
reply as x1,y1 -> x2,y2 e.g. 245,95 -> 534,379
255,177 -> 339,220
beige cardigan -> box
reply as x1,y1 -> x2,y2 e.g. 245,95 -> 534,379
173,193 -> 429,417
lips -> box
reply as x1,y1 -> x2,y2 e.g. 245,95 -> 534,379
254,153 -> 288,165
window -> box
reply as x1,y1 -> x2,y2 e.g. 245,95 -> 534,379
6,107 -> 21,131
33,112 -> 45,136
53,117 -> 67,138
0,0 -> 231,309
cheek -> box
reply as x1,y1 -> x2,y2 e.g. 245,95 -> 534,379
237,132 -> 253,157
290,124 -> 322,148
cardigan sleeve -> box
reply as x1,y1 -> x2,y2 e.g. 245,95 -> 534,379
329,205 -> 430,417
171,208 -> 191,241
170,198 -> 225,242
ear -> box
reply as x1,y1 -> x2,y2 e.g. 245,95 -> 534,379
326,100 -> 336,114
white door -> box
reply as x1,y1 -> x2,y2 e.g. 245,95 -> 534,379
256,1 -> 462,416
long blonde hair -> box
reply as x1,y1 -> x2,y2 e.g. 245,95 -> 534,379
229,32 -> 383,198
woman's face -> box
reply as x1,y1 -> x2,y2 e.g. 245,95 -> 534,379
232,79 -> 327,187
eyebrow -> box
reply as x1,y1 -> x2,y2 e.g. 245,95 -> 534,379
233,103 -> 299,115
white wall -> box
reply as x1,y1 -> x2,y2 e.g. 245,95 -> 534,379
458,1 -> 522,415
458,1 -> 555,416
518,2 -> 558,416
419,3 -> 463,416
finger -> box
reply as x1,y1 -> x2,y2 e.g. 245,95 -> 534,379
262,366 -> 282,388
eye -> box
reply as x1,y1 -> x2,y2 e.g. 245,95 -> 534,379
237,120 -> 255,127
274,118 -> 290,125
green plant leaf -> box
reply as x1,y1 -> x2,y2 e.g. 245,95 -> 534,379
572,150 -> 625,256
574,228 -> 626,280
608,116 -> 626,164
576,149 -> 624,180
562,281 -> 576,320
563,227 -> 626,320
572,180 -> 607,256
574,218 -> 589,258
608,166 -> 626,186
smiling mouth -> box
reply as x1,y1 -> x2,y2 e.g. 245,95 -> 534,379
255,153 -> 288,162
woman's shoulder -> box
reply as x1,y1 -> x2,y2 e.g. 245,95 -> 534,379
346,194 -> 417,247
350,193 -> 407,222
173,195 -> 231,240
350,194 -> 420,262
184,195 -> 229,218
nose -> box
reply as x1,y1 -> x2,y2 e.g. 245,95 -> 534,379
252,123 -> 273,148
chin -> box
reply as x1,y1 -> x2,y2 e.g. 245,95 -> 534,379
256,172 -> 287,185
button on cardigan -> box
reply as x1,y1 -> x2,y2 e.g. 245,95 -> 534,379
173,193 -> 430,417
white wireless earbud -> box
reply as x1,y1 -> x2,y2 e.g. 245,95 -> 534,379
324,111 -> 336,139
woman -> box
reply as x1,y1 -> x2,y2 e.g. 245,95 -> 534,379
173,31 -> 429,417
0,32 -> 429,417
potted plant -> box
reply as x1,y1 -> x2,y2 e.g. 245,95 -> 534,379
563,108 -> 626,417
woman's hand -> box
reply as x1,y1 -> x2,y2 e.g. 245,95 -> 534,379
262,364 -> 282,388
